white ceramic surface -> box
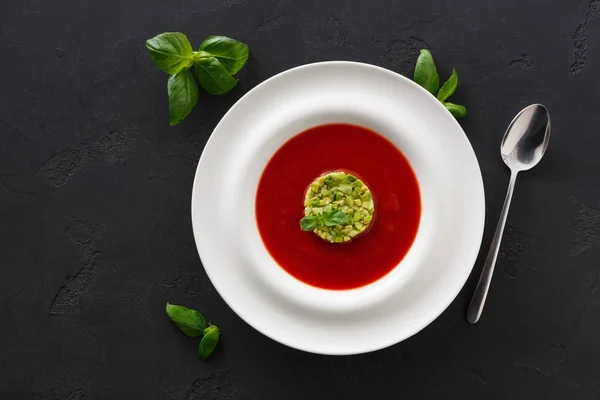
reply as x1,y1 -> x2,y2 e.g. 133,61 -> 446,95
191,61 -> 485,355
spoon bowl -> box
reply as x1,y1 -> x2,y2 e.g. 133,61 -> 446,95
501,104 -> 551,171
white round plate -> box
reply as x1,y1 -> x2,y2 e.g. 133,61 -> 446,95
191,61 -> 485,355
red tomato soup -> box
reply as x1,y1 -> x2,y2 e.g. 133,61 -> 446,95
255,124 -> 421,290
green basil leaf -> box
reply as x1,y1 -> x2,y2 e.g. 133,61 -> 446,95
437,68 -> 458,102
323,210 -> 351,226
300,215 -> 318,231
146,32 -> 194,74
199,36 -> 249,75
444,102 -> 467,119
167,69 -> 199,126
198,325 -> 220,360
414,49 -> 440,95
194,57 -> 238,95
165,302 -> 207,337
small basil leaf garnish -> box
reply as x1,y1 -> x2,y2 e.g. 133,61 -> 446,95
167,69 -> 199,126
194,57 -> 238,95
199,36 -> 249,75
300,215 -> 319,231
165,302 -> 207,337
198,325 -> 220,360
414,49 -> 440,95
146,32 -> 195,74
444,102 -> 467,119
437,68 -> 458,102
323,210 -> 351,226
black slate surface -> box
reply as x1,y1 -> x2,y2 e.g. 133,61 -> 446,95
1,0 -> 600,398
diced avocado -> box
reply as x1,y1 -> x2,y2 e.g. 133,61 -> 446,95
301,171 -> 375,243
338,184 -> 353,194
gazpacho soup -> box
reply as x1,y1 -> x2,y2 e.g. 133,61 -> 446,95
256,123 -> 421,290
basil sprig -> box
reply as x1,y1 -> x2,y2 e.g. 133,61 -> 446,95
300,210 -> 352,231
413,49 -> 466,119
146,33 -> 249,126
165,302 -> 220,360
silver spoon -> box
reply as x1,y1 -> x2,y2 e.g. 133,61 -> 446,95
467,104 -> 551,324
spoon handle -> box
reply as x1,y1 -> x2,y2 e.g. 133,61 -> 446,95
467,170 -> 518,323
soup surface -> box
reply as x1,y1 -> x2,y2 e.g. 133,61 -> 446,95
256,123 -> 421,290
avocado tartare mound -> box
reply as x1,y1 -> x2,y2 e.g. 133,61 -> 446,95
299,171 -> 375,243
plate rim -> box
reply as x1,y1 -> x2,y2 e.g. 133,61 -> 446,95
191,60 -> 485,355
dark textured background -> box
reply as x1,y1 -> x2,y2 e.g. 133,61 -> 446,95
1,0 -> 600,398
